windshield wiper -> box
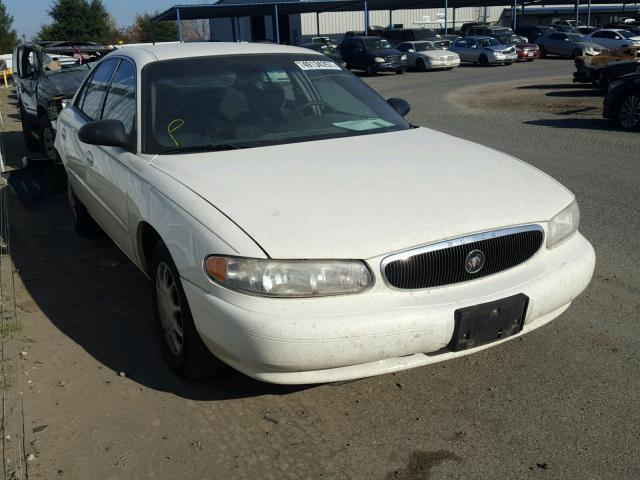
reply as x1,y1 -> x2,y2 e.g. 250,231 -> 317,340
161,144 -> 247,154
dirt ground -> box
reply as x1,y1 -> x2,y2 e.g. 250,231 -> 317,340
1,67 -> 638,480
448,75 -> 604,117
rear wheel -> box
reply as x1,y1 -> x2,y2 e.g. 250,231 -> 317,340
19,104 -> 39,151
151,241 -> 224,380
617,93 -> 640,130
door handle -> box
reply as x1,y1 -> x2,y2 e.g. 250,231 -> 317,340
60,128 -> 66,140
85,151 -> 94,167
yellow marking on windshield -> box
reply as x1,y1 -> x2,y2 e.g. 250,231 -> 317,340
167,119 -> 185,147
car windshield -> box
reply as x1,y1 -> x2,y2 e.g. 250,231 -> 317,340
414,42 -> 438,51
363,38 -> 392,49
142,54 -> 410,154
477,38 -> 500,47
618,30 -> 637,38
41,49 -> 107,75
567,34 -> 585,42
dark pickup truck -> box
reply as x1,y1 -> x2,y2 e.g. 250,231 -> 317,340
13,41 -> 113,162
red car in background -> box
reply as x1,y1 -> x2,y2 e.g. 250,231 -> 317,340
516,40 -> 540,61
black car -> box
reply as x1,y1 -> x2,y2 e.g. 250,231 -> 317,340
603,72 -> 640,130
298,43 -> 346,66
515,25 -> 556,43
13,41 -> 113,162
339,36 -> 407,75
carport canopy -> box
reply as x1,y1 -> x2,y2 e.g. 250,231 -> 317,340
153,0 -> 631,21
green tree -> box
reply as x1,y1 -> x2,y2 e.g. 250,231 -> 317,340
135,13 -> 178,43
0,1 -> 18,52
37,0 -> 113,43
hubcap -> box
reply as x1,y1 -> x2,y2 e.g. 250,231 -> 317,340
43,126 -> 56,160
619,95 -> 640,130
156,262 -> 184,356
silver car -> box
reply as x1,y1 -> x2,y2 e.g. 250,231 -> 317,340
536,32 -> 605,58
450,36 -> 518,65
396,41 -> 461,71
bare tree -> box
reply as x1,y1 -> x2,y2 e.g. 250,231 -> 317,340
183,19 -> 210,42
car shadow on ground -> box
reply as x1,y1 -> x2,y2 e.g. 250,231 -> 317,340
7,164 -> 312,400
523,117 -> 618,130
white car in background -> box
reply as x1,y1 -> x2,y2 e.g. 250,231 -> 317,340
396,40 -> 461,70
588,29 -> 640,49
54,43 -> 595,385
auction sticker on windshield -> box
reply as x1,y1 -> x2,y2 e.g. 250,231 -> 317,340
295,60 -> 341,71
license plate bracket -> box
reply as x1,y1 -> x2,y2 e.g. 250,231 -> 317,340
447,294 -> 529,351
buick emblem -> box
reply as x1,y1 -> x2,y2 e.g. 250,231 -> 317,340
465,249 -> 485,274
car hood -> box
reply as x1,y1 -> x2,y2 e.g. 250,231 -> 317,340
367,48 -> 402,57
484,45 -> 515,53
150,128 -> 573,259
38,70 -> 90,99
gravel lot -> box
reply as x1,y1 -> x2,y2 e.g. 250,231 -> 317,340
2,59 -> 639,479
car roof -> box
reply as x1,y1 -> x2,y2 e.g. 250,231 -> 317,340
466,36 -> 494,40
113,42 -> 321,65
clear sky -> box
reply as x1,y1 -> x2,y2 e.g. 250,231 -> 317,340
4,0 -> 209,40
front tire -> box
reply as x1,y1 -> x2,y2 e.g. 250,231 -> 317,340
617,93 -> 640,131
396,68 -> 405,74
151,241 -> 224,380
365,64 -> 376,76
539,46 -> 547,58
572,48 -> 583,59
39,115 -> 59,163
479,54 -> 489,66
67,181 -> 102,237
416,58 -> 427,72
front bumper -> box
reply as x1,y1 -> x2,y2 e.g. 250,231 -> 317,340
490,53 -> 518,63
374,61 -> 407,72
428,58 -> 461,69
184,232 -> 595,384
518,50 -> 539,60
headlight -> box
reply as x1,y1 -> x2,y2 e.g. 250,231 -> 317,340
374,56 -> 385,63
438,56 -> 447,61
546,200 -> 580,248
205,256 -> 373,297
400,54 -> 407,61
47,96 -> 69,120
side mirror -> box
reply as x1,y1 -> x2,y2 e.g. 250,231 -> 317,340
78,119 -> 134,150
387,97 -> 410,117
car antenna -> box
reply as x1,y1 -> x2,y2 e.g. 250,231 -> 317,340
150,18 -> 156,45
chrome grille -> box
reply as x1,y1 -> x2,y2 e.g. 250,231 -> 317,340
382,225 -> 544,289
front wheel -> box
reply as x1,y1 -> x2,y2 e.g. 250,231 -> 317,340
617,93 -> 640,131
572,48 -> 583,59
152,241 -> 225,380
39,115 -> 59,163
395,68 -> 405,74
416,59 -> 427,72
479,54 -> 489,66
67,181 -> 102,237
365,64 -> 376,76
539,46 -> 547,58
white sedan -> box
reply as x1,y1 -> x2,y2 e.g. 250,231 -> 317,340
588,29 -> 640,49
396,41 -> 461,70
54,43 -> 595,384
